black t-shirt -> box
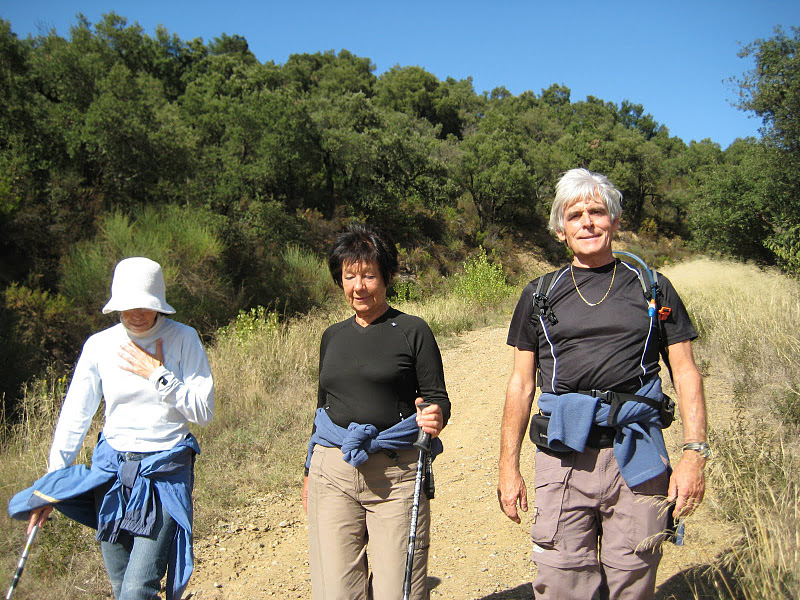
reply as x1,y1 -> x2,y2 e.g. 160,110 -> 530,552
507,259 -> 698,394
316,306 -> 451,431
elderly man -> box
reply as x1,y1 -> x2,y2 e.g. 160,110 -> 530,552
498,168 -> 708,599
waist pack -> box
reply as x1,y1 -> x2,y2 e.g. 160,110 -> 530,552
529,391 -> 675,451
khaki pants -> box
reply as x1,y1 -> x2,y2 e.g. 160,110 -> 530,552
530,447 -> 670,600
308,445 -> 430,600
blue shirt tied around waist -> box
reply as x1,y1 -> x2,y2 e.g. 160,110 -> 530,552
537,377 -> 669,488
8,433 -> 199,600
305,408 -> 444,470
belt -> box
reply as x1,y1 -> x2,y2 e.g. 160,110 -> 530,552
579,388 -> 673,429
121,450 -> 159,462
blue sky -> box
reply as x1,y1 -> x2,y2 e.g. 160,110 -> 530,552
2,1 -> 798,148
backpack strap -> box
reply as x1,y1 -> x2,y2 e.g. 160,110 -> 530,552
528,267 -> 565,386
612,251 -> 674,383
529,268 -> 562,334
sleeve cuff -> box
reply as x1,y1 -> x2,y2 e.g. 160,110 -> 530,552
148,365 -> 170,390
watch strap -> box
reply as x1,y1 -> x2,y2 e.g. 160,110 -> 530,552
682,442 -> 711,458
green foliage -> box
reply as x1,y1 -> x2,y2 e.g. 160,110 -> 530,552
5,10 -> 800,412
277,245 -> 339,315
736,26 -> 800,153
765,224 -> 800,273
688,151 -> 772,260
450,247 -> 511,306
215,203 -> 338,315
82,63 -> 194,203
451,113 -> 536,229
216,305 -> 280,345
60,206 -> 235,332
0,285 -> 87,402
390,279 -> 422,303
726,26 -> 800,273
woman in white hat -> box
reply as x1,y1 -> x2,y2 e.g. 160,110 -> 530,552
19,257 -> 214,600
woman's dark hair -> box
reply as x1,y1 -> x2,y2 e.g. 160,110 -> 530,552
328,223 -> 398,288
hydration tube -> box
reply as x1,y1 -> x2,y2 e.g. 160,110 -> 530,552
613,250 -> 658,317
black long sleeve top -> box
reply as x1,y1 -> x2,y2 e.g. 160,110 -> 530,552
316,306 -> 451,432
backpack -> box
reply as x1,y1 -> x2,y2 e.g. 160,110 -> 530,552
529,251 -> 674,381
527,251 -> 677,436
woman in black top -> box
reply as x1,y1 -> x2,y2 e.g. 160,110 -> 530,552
303,223 -> 451,600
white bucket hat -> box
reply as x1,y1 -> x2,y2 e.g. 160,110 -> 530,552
102,257 -> 176,314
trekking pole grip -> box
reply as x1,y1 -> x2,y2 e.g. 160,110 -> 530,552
413,402 -> 432,452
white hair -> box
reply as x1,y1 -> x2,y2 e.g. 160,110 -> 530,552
549,168 -> 622,234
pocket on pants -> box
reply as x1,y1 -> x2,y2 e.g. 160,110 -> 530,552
624,471 -> 670,555
309,444 -> 327,476
530,452 -> 570,546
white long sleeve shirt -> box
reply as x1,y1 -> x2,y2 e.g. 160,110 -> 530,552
48,316 -> 215,471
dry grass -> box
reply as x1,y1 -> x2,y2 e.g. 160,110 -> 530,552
664,258 -> 800,406
0,378 -> 108,599
192,308 -> 341,524
663,258 -> 800,599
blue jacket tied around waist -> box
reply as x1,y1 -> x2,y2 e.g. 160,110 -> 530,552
306,408 -> 443,470
537,377 -> 669,487
8,434 -> 199,600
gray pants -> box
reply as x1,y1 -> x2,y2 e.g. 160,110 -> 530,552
530,447 -> 669,600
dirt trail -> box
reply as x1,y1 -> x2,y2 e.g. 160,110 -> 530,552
185,325 -> 735,599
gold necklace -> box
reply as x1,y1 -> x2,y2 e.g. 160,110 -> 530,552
571,261 -> 616,306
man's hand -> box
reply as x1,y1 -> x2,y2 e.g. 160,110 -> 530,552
665,339 -> 708,519
668,451 -> 706,518
498,347 -> 536,524
302,476 -> 309,514
497,468 -> 528,523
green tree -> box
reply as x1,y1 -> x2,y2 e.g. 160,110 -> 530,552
82,63 -> 194,204
598,128 -> 664,228
618,100 -> 662,140
540,83 -> 571,108
731,26 -> 800,271
374,66 -> 442,126
283,49 -> 375,96
451,113 -> 535,230
736,27 -> 800,151
688,140 -> 772,261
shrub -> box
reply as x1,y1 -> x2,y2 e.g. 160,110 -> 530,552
60,206 -> 237,333
390,279 -> 422,302
216,305 -> 280,346
277,244 -> 339,314
450,247 -> 511,307
0,285 -> 87,407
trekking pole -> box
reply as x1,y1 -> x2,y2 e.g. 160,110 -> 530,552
6,525 -> 39,599
403,402 -> 431,600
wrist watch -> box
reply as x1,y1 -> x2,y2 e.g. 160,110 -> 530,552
682,442 -> 711,458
